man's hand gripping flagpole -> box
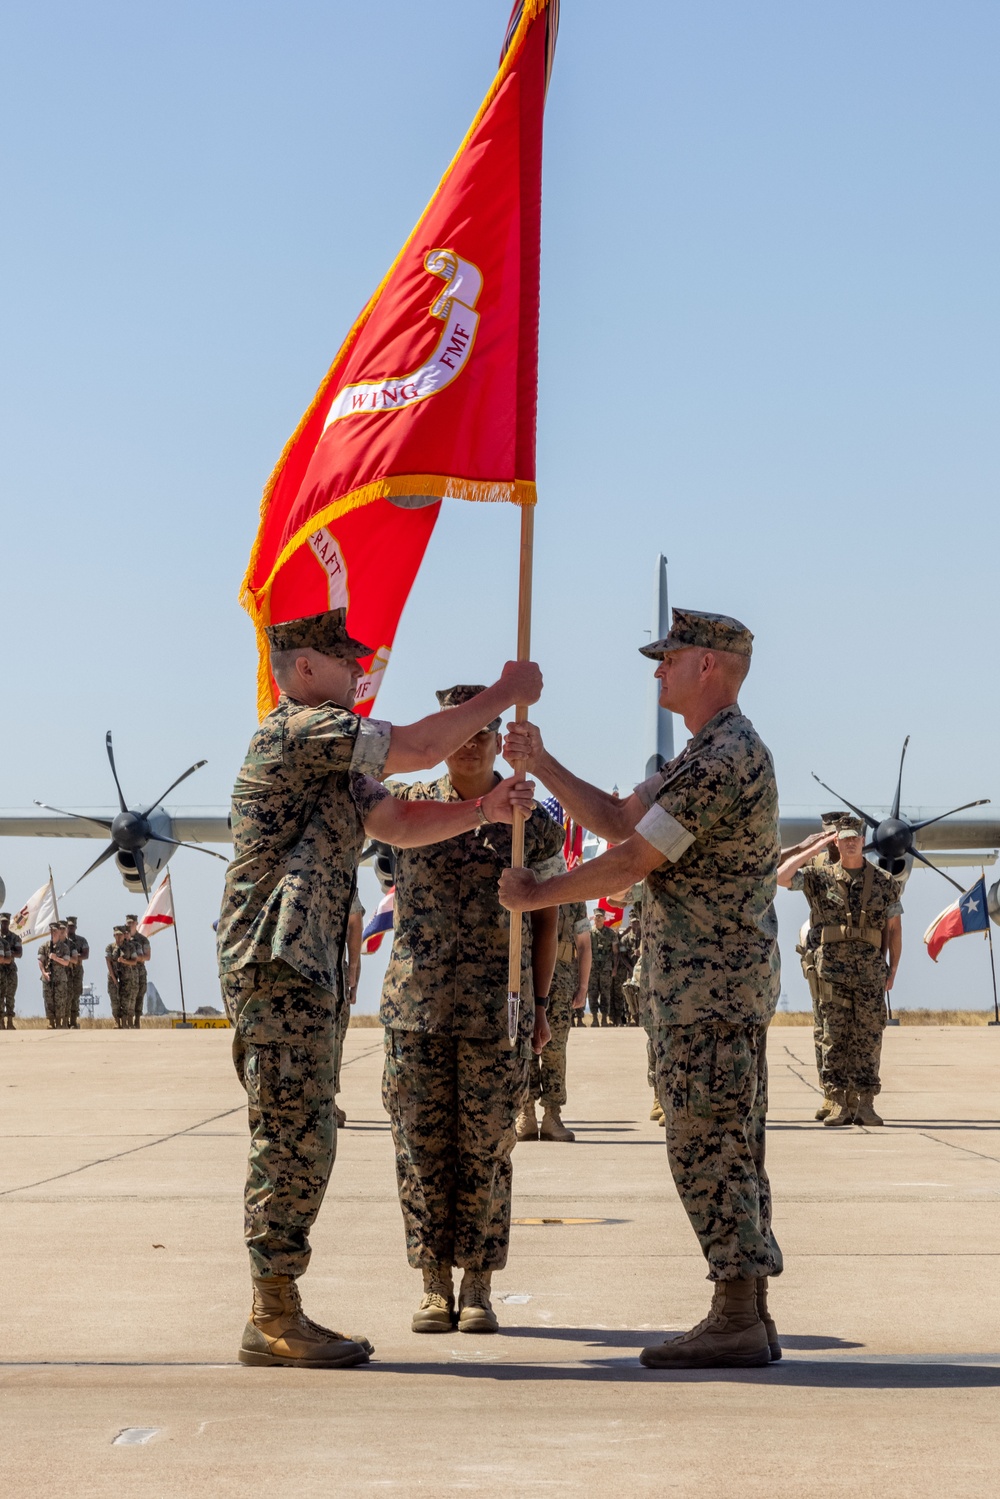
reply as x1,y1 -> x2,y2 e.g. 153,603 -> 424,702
507,507 -> 535,1043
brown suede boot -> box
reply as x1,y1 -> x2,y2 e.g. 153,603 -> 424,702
539,1107 -> 575,1142
412,1264 -> 456,1333
823,1088 -> 855,1127
515,1100 -> 539,1141
814,1088 -> 834,1121
239,1276 -> 372,1367
854,1091 -> 884,1126
334,1104 -> 347,1128
639,1279 -> 770,1369
756,1277 -> 781,1361
457,1270 -> 499,1334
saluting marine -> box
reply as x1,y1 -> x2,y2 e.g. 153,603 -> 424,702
0,912 -> 22,1030
500,609 -> 783,1371
216,607 -> 541,1371
380,685 -> 561,1334
779,815 -> 902,1126
517,897 -> 590,1141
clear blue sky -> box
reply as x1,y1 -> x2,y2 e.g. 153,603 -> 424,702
2,1 -> 998,1015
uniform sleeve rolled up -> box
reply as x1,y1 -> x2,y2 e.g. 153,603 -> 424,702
636,804 -> 696,862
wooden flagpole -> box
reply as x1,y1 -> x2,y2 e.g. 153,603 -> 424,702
507,506 -> 535,1043
166,871 -> 189,1025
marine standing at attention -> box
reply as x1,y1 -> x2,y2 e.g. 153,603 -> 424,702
778,815 -> 902,1127
106,926 -> 128,1026
0,912 -> 22,1029
65,917 -> 89,1030
517,896 -> 590,1141
380,685 -> 562,1334
216,609 -> 541,1371
500,609 -> 783,1371
124,916 -> 150,1025
334,891 -> 364,1129
587,908 -> 619,1026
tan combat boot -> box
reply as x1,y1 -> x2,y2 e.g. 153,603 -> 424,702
814,1088 -> 834,1121
412,1264 -> 456,1333
756,1277 -> 781,1361
239,1275 -> 372,1368
854,1091 -> 884,1126
515,1099 -> 539,1142
639,1279 -> 770,1369
539,1107 -> 575,1142
650,1094 -> 664,1124
457,1270 -> 499,1334
823,1088 -> 856,1127
334,1104 -> 347,1128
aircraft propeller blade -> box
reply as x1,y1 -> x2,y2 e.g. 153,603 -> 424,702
62,841 -> 120,895
105,731 -> 129,813
33,801 -> 114,834
890,736 -> 910,820
142,760 -> 209,816
145,832 -> 228,862
809,774 -> 879,830
133,846 -> 151,899
909,847 -> 965,893
910,799 -> 991,833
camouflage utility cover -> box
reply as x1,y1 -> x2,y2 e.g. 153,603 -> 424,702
380,774 -> 565,1038
634,705 -> 780,1028
217,694 -> 390,994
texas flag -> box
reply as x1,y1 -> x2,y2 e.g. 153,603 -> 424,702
923,876 -> 990,961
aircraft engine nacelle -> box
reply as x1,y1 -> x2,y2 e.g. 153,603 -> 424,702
114,809 -> 175,893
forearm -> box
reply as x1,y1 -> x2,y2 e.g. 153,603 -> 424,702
777,850 -> 817,888
531,749 -> 636,842
514,839 -> 659,911
885,920 -> 902,974
530,909 -> 558,999
576,936 -> 592,994
365,797 -> 482,849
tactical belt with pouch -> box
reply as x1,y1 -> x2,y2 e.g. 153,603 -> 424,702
817,924 -> 883,950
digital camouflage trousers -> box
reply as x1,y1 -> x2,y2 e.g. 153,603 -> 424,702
0,967 -> 17,1017
221,959 -> 341,1280
528,984 -> 574,1109
818,979 -> 887,1094
652,1020 -> 782,1283
382,1027 -> 530,1272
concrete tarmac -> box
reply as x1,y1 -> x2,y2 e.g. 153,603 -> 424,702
2,1022 -> 999,1497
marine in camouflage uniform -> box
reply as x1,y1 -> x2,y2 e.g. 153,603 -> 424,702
65,918 -> 89,1029
124,917 -> 151,1027
616,914 -> 641,1026
334,891 -> 364,1127
519,898 -> 590,1140
499,608 -> 783,1370
217,611 -> 541,1368
0,912 -> 22,1029
781,812 -> 842,1112
106,927 -> 128,1025
784,815 -> 902,1127
380,684 -> 562,1334
587,911 -> 619,1026
39,922 -> 74,1027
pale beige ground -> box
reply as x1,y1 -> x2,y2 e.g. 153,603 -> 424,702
1,1022 -> 998,1498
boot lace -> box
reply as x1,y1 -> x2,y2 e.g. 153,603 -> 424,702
462,1274 -> 492,1309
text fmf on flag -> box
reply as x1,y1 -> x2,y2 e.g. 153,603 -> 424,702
923,876 -> 991,962
241,0 -> 559,720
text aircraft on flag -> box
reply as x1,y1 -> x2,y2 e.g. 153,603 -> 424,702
240,0 -> 560,722
923,877 -> 991,961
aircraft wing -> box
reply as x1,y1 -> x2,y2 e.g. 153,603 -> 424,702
0,809 -> 233,843
779,808 -> 1000,852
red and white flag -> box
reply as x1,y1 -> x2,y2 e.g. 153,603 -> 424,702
139,873 -> 175,938
240,0 -> 559,719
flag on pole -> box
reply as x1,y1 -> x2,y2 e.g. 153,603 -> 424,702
11,877 -> 57,942
240,0 -> 559,719
597,897 -> 625,929
362,889 -> 395,956
139,873 -> 175,938
923,875 -> 990,961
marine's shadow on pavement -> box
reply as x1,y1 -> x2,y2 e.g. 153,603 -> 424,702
373,1357 -> 1000,1388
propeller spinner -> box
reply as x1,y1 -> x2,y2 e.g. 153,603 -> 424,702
812,736 -> 990,895
36,730 -> 228,898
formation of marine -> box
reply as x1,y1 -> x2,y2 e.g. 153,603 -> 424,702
0,913 -> 149,1030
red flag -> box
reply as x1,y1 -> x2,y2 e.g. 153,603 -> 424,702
242,1 -> 559,718
597,897 -> 625,929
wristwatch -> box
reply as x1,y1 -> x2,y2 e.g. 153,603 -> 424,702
475,795 -> 490,826
534,993 -> 550,1011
